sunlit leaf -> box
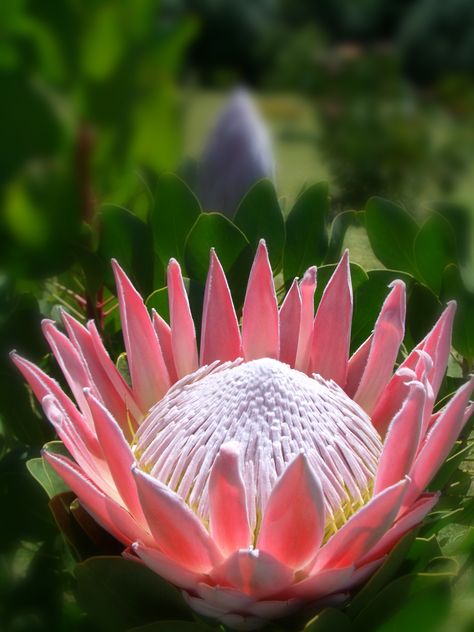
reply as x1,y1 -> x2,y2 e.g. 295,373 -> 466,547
234,179 -> 285,270
151,174 -> 201,267
284,182 -> 330,283
365,197 -> 419,274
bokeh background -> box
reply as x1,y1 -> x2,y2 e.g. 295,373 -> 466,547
2,1 -> 474,630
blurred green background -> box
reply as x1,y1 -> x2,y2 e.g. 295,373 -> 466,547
2,1 -> 474,630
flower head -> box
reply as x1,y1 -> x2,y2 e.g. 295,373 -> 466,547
13,242 -> 473,630
197,89 -> 275,217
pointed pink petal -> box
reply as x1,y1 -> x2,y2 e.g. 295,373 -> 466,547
403,377 -> 474,507
43,449 -> 149,546
62,311 -> 140,436
112,260 -> 170,411
151,311 -> 178,383
84,389 -> 144,520
132,467 -> 220,572
86,320 -> 143,424
132,542 -> 204,590
353,281 -> 406,414
295,266 -> 317,373
311,252 -> 352,387
242,240 -> 279,360
42,319 -> 92,417
11,353 -> 100,455
279,279 -> 301,367
424,373 -> 472,434
208,442 -> 250,557
401,302 -> 456,400
210,549 -> 294,599
313,478 -> 409,571
286,566 -> 354,600
345,334 -> 373,397
167,259 -> 199,378
257,454 -> 325,570
371,367 -> 416,436
374,382 -> 425,494
200,250 -> 242,365
361,493 -> 439,565
412,351 -> 435,438
41,394 -> 112,493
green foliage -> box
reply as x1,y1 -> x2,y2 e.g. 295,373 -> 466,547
151,174 -> 202,268
304,609 -> 352,631
284,183 -> 330,283
400,0 -> 474,83
75,557 -> 192,631
365,197 -> 419,274
234,179 -> 285,270
415,213 -> 457,294
364,196 -> 474,365
99,205 -> 154,296
26,442 -> 70,499
442,265 -> 474,362
184,213 -> 250,284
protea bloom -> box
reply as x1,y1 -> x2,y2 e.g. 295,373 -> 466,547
197,89 -> 275,217
13,242 -> 473,630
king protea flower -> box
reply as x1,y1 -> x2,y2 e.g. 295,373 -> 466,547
12,241 -> 473,630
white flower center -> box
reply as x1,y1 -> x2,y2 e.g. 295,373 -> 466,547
136,358 -> 382,531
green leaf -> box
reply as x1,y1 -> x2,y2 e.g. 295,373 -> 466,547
284,182 -> 330,283
406,536 -> 443,571
365,197 -> 419,274
99,205 -> 154,296
415,213 -> 456,293
353,573 -> 450,632
151,173 -> 201,266
146,287 -> 170,324
81,4 -> 124,80
116,352 -> 131,387
303,608 -> 352,631
405,282 -> 441,350
26,441 -> 70,499
234,179 -> 285,270
75,557 -> 192,631
325,210 -> 359,264
429,441 -> 473,491
441,264 -> 474,360
434,202 -> 471,271
0,291 -> 48,446
184,213 -> 249,284
0,73 -> 63,184
346,531 -> 416,619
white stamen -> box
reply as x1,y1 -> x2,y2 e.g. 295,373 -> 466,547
136,358 -> 382,529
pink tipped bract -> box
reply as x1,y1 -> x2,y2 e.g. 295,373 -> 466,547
13,242 -> 474,630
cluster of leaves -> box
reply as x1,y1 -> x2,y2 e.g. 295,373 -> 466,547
365,197 -> 474,371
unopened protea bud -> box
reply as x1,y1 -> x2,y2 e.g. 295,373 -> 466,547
197,89 -> 275,217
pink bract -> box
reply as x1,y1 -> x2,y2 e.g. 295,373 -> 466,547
13,241 -> 474,630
